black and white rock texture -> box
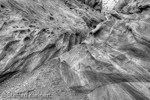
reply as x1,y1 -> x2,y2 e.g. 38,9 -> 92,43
0,0 -> 150,100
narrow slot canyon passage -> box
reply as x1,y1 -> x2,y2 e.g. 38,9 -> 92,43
0,0 -> 150,100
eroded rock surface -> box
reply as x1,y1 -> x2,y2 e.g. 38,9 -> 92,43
0,0 -> 150,100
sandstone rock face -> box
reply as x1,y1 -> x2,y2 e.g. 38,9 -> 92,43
0,0 -> 150,100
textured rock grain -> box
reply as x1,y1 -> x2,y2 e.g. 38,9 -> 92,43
0,0 -> 150,100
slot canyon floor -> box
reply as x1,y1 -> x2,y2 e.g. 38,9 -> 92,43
0,0 -> 150,100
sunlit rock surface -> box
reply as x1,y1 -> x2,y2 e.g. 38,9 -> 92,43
0,0 -> 150,100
